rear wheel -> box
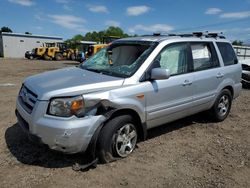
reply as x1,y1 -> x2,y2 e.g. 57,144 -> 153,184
209,89 -> 232,122
70,53 -> 76,60
97,115 -> 138,163
55,53 -> 63,61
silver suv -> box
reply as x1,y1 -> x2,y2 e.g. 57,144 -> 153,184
16,33 -> 242,164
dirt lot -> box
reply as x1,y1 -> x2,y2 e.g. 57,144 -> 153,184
0,58 -> 249,188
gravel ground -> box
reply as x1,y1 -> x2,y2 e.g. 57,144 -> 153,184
0,58 -> 249,188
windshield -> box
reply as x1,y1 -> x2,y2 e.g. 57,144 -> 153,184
80,41 -> 157,78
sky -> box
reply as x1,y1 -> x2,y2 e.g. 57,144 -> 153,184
0,0 -> 249,43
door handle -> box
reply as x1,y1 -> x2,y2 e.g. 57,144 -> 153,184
182,80 -> 192,86
216,73 -> 224,78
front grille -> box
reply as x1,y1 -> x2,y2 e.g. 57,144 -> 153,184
19,85 -> 38,114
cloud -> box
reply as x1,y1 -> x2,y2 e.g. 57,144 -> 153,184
48,14 -> 86,32
55,0 -> 72,11
128,24 -> 174,33
220,11 -> 250,19
87,5 -> 109,13
126,5 -> 151,16
62,4 -> 72,11
34,26 -> 43,30
35,14 -> 44,21
8,0 -> 34,6
105,20 -> 121,27
55,0 -> 71,3
205,8 -> 222,15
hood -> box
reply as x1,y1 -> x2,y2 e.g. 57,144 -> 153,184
24,67 -> 124,100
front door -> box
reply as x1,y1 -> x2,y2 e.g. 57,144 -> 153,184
144,42 -> 194,128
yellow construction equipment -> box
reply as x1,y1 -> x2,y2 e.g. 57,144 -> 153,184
25,43 -> 55,59
43,42 -> 78,61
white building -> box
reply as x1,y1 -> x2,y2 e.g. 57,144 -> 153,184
0,32 -> 63,58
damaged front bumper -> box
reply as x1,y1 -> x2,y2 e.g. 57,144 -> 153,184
16,99 -> 106,154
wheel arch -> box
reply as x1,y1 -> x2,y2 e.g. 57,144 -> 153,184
104,108 -> 147,141
222,85 -> 234,98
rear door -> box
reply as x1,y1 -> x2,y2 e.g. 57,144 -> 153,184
190,42 -> 222,113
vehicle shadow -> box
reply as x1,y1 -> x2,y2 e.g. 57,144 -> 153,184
147,112 -> 212,140
5,113 -> 211,169
5,123 -> 88,169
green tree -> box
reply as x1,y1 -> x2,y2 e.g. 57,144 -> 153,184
0,26 -> 12,33
65,26 -> 131,49
65,34 -> 85,48
232,40 -> 243,46
105,26 -> 128,38
71,34 -> 84,42
81,26 -> 129,42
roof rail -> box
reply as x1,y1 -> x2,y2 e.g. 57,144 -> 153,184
192,32 -> 203,37
144,32 -> 226,39
153,32 -> 161,36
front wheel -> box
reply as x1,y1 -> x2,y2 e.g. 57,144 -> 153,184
209,89 -> 232,122
97,115 -> 138,163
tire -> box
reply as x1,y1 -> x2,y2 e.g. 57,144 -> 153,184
209,89 -> 232,122
55,53 -> 63,61
242,81 -> 250,89
97,115 -> 138,163
44,54 -> 51,60
70,53 -> 76,61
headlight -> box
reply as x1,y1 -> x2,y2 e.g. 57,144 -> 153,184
48,96 -> 85,117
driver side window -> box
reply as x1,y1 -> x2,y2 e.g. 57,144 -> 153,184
154,43 -> 189,76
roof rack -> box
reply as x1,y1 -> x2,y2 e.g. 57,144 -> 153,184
205,32 -> 226,39
150,32 -> 226,39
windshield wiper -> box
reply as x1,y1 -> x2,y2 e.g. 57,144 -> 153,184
83,67 -> 113,76
83,67 -> 127,78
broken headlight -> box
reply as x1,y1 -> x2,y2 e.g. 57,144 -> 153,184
48,96 -> 85,117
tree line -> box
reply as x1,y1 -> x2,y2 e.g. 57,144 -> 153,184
65,26 -> 132,47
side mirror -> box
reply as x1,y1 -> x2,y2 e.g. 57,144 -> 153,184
151,68 -> 170,80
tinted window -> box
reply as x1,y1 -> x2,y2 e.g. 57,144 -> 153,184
217,42 -> 237,66
191,42 -> 219,71
153,43 -> 189,76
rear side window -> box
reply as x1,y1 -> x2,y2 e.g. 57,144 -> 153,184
216,42 -> 237,66
191,42 -> 219,71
